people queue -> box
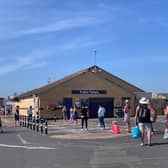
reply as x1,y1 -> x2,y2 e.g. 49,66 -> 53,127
13,99 -> 168,147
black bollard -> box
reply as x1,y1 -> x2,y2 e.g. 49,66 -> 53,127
22,115 -> 24,127
40,119 -> 44,133
36,118 -> 39,132
54,114 -> 56,122
25,116 -> 27,128
33,117 -> 36,131
27,116 -> 29,128
19,115 -> 22,127
23,116 -> 25,127
45,120 -> 48,134
30,118 -> 32,129
0,117 -> 3,133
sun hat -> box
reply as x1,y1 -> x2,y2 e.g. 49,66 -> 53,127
139,97 -> 149,104
125,99 -> 129,103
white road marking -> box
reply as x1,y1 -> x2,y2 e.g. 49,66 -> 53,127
0,144 -> 56,150
16,134 -> 30,145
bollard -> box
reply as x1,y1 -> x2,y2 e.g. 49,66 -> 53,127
22,115 -> 24,127
19,115 -> 22,127
40,119 -> 44,133
30,118 -> 32,129
45,120 -> 48,134
33,116 -> 36,131
54,114 -> 56,122
0,117 -> 3,133
23,116 -> 25,127
25,116 -> 27,128
36,118 -> 39,132
27,116 -> 29,128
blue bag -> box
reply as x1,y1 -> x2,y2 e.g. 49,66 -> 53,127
163,129 -> 168,140
132,126 -> 140,138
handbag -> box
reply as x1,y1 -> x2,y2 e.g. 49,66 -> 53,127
132,126 -> 140,139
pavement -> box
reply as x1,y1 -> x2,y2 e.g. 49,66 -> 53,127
48,118 -> 130,139
1,115 -> 166,140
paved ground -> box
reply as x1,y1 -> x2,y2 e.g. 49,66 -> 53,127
48,118 -> 130,139
1,115 -> 166,140
0,115 -> 168,168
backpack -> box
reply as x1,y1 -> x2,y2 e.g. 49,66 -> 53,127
138,106 -> 150,122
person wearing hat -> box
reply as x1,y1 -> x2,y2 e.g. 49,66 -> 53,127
135,97 -> 154,146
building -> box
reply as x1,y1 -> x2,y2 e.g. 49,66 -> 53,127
13,65 -> 144,119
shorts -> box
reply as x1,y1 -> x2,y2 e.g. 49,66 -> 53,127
138,122 -> 152,133
15,115 -> 19,121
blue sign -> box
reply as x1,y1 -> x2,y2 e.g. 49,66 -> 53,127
72,90 -> 107,94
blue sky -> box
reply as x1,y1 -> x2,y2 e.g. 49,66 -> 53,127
0,0 -> 168,98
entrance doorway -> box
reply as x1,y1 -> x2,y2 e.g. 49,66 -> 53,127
89,98 -> 114,118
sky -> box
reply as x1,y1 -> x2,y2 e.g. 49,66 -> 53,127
0,0 -> 168,98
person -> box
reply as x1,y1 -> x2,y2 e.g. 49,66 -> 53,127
163,102 -> 168,139
61,105 -> 67,121
15,105 -> 20,127
70,106 -> 74,123
164,102 -> 168,130
27,106 -> 33,121
97,104 -> 105,129
148,102 -> 157,133
80,105 -> 88,131
72,106 -> 78,126
123,99 -> 131,133
135,97 -> 155,146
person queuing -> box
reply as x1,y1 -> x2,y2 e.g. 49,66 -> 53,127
97,104 -> 105,130
164,102 -> 168,130
15,105 -> 20,127
123,99 -> 131,133
61,105 -> 67,121
72,106 -> 78,126
80,105 -> 88,131
135,97 -> 156,146
27,105 -> 33,121
70,106 -> 74,123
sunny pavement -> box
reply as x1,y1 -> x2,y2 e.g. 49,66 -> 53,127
1,115 -> 166,140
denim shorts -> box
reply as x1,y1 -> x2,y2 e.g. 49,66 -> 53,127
138,123 -> 152,133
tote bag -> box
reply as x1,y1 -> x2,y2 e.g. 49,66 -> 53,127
132,126 -> 140,139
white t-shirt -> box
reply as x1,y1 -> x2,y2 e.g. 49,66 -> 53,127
98,106 -> 105,117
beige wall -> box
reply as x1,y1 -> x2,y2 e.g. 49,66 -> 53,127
14,97 -> 34,116
38,71 -> 136,118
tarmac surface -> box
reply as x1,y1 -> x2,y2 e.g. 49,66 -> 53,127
1,115 -> 168,168
48,118 -> 131,139
1,115 -> 166,140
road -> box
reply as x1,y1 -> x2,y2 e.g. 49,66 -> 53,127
0,117 -> 168,168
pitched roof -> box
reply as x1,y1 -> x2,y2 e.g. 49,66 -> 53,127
17,65 -> 144,98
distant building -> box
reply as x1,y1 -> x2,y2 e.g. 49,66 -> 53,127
0,97 -> 4,107
13,65 -> 144,119
0,97 -> 5,114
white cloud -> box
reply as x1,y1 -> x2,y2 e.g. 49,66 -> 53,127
0,49 -> 53,75
16,16 -> 97,37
